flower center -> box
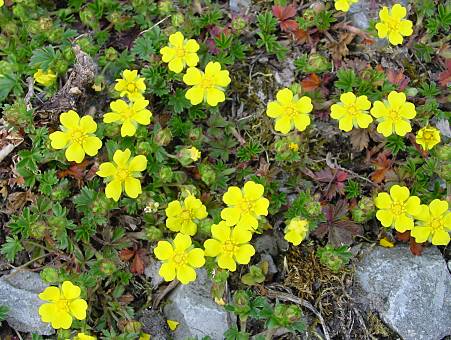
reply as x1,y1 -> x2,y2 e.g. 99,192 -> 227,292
200,76 -> 215,89
238,199 -> 253,213
175,47 -> 185,57
127,83 -> 136,92
181,209 -> 193,221
387,18 -> 400,31
116,168 -> 129,181
284,105 -> 298,118
391,202 -> 405,215
222,240 -> 237,255
71,129 -> 86,144
430,218 -> 442,230
388,108 -> 400,121
346,104 -> 359,116
173,252 -> 187,265
423,131 -> 433,140
55,299 -> 70,312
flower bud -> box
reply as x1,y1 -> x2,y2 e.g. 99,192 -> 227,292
145,226 -> 164,241
199,163 -> 216,186
105,47 -> 118,61
177,146 -> 201,166
99,259 -> 117,275
40,267 -> 59,283
159,166 -> 173,183
39,17 -> 53,31
158,0 -> 172,14
154,128 -> 172,146
308,53 -> 330,73
171,13 -> 184,27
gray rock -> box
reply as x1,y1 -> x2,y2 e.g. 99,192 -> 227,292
349,0 -> 407,31
274,57 -> 296,88
164,269 -> 233,339
229,0 -> 251,12
259,254 -> 278,281
255,234 -> 279,257
139,309 -> 171,340
354,246 -> 451,340
144,259 -> 164,289
0,270 -> 54,335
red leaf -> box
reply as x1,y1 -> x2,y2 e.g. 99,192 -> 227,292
293,29 -> 308,43
119,249 -> 135,261
280,20 -> 299,33
438,59 -> 451,87
409,238 -> 424,256
301,73 -> 321,92
272,4 -> 297,21
395,230 -> 411,242
131,251 -> 145,275
370,151 -> 393,184
386,68 -> 409,91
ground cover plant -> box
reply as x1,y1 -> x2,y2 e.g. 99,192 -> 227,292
0,0 -> 450,339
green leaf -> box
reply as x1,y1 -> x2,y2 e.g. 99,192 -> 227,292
0,73 -> 22,102
0,305 -> 9,322
0,236 -> 24,262
167,88 -> 191,113
29,46 -> 58,70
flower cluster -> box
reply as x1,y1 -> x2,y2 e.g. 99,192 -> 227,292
375,185 -> 450,246
376,4 -> 413,46
38,281 -> 88,329
266,88 -> 313,134
159,31 -> 230,107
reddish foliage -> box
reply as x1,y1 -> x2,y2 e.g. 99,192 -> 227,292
386,68 -> 410,91
119,248 -> 146,275
272,4 -> 299,32
438,59 -> 451,87
370,151 -> 393,184
304,167 -> 348,199
409,238 -> 424,256
57,160 -> 90,180
301,73 -> 321,91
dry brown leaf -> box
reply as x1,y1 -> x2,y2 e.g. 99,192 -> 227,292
349,128 -> 369,151
328,32 -> 356,61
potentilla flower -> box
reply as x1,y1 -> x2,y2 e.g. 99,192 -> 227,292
103,97 -> 152,137
71,333 -> 96,340
188,146 -> 201,161
160,31 -> 200,73
204,221 -> 255,271
183,61 -> 231,106
0,1 -> 4,7
266,88 -> 313,134
38,281 -> 88,330
330,92 -> 373,132
114,69 -> 146,100
49,110 -> 102,163
416,126 -> 441,151
374,184 -> 421,232
165,195 -> 208,236
221,181 -> 269,231
154,233 -> 205,284
370,91 -> 416,137
411,199 -> 450,246
376,4 -> 413,45
284,217 -> 309,246
34,69 -> 57,86
334,0 -> 359,12
96,149 -> 147,202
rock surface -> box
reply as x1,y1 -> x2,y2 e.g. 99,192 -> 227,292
139,309 -> 171,340
354,246 -> 451,340
0,270 -> 54,335
163,269 -> 233,339
144,259 -> 164,289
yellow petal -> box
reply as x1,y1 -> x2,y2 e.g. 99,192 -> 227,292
49,131 -> 69,149
204,239 -> 222,257
113,149 -> 131,167
167,320 -> 179,331
160,262 -> 176,281
185,39 -> 200,53
376,209 -> 394,227
376,23 -> 389,38
274,115 -> 292,134
69,298 -> 87,320
429,199 -> 448,217
254,198 -> 269,216
173,233 -> 192,251
169,31 -> 184,46
405,196 -> 421,215
375,192 -> 392,209
394,214 -> 414,232
356,95 -> 371,110
391,4 -> 406,19
340,92 -> 356,105
276,88 -> 293,105
394,119 -> 411,136
237,213 -> 258,230
110,99 -> 129,113
231,226 -> 252,244
160,46 -> 176,62
218,254 -> 236,271
234,244 -> 255,264
132,109 -> 152,125
356,113 -> 373,128
330,104 -> 347,119
183,67 -> 202,85
431,229 -> 450,246
411,227 -> 432,243
128,155 -> 147,172
176,264 -> 196,284
185,52 -> 199,67
379,7 -> 390,21
221,207 -> 241,225
166,201 -> 182,217
54,311 -> 73,329
124,177 -> 142,198
185,86 -> 205,105
211,222 -> 231,242
61,281 -> 81,300
335,0 -> 350,12
82,136 -> 102,156
215,70 -> 231,87
399,20 -> 413,36
377,120 -> 394,137
121,119 -> 137,137
169,58 -> 184,73
204,61 -> 221,77
103,112 -> 122,123
243,181 -> 264,200
293,113 -> 310,131
388,91 -> 406,108
388,31 -> 403,45
399,102 -> 416,119
379,237 -> 395,248
338,115 -> 353,132
123,69 -> 138,82
105,179 -> 123,201
187,248 -> 205,268
370,101 -> 388,118
65,142 -> 85,163
206,87 -> 225,106
79,115 -> 97,133
60,110 -> 80,129
97,162 -> 116,177
38,303 -> 57,322
154,241 -> 174,260
39,286 -> 61,302
267,101 -> 284,118
390,185 -> 410,202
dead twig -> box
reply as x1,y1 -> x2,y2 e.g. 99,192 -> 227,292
152,280 -> 179,308
24,77 -> 35,111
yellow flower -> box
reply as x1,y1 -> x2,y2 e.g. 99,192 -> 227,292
114,69 -> 146,100
330,92 -> 373,132
374,184 -> 421,232
34,69 -> 57,86
0,0 -> 4,7
183,61 -> 231,106
188,146 -> 201,161
38,281 -> 88,330
204,221 -> 255,271
72,333 -> 96,340
288,143 -> 299,151
411,199 -> 450,246
334,0 -> 359,12
96,149 -> 147,202
284,218 -> 309,246
221,181 -> 269,231
165,195 -> 208,236
266,88 -> 313,134
376,4 -> 413,45
160,31 -> 200,73
416,126 -> 441,151
154,233 -> 205,284
167,319 -> 179,331
139,334 -> 151,340
103,98 -> 152,137
49,110 -> 102,163
379,237 -> 395,248
370,91 -> 416,137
